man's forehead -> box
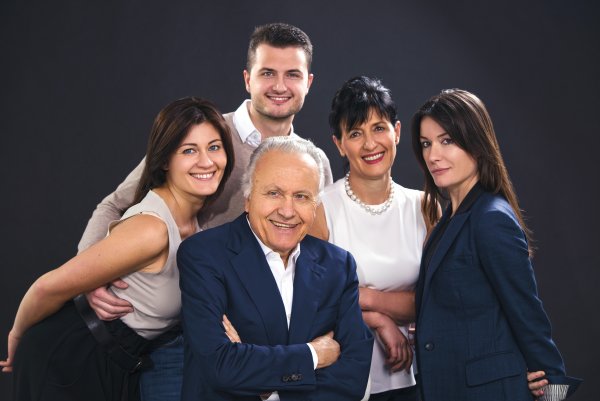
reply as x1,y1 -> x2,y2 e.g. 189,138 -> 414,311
250,44 -> 309,69
252,152 -> 319,188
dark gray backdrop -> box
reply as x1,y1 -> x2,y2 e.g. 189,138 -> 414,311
1,1 -> 597,399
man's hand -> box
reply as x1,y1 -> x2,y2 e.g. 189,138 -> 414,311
309,331 -> 340,369
86,279 -> 133,320
528,370 -> 548,399
374,316 -> 412,372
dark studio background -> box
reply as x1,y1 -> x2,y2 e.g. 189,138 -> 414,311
1,1 -> 598,399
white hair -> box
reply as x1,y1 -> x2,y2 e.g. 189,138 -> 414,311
241,136 -> 325,201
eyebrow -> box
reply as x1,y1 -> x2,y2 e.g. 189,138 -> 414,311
258,67 -> 304,75
420,132 -> 449,139
178,139 -> 222,147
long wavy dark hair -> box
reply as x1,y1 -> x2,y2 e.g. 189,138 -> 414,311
132,97 -> 235,208
411,89 -> 532,254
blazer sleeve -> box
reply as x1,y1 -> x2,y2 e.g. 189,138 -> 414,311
307,251 -> 373,401
474,207 -> 581,395
177,238 -> 317,397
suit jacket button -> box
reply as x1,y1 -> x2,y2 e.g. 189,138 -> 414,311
424,342 -> 434,351
282,375 -> 290,382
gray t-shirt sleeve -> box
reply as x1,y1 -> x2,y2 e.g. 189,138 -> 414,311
77,158 -> 146,252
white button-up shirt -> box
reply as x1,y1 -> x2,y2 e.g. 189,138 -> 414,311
247,219 -> 317,401
232,99 -> 296,146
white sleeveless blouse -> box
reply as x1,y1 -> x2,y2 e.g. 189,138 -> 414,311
321,178 -> 426,394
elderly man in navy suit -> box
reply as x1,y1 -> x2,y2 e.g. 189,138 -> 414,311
178,136 -> 373,401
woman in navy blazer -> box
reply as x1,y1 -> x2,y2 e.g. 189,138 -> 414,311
410,89 -> 581,401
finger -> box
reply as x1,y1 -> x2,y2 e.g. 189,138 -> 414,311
110,279 -> 129,289
92,301 -> 133,319
527,370 -> 546,382
324,331 -> 334,338
529,379 -> 548,390
527,370 -> 546,381
93,294 -> 133,308
405,346 -> 414,373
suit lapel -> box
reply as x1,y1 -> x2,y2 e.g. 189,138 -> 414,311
288,242 -> 323,344
419,210 -> 471,313
228,215 -> 289,345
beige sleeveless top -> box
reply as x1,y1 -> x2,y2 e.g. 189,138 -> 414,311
109,190 -> 195,339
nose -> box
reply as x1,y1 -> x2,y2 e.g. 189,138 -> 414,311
426,142 -> 441,164
277,196 -> 295,219
195,151 -> 215,168
362,132 -> 376,150
272,76 -> 287,92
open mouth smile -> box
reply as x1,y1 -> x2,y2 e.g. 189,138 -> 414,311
270,220 -> 299,229
362,152 -> 384,164
190,172 -> 215,180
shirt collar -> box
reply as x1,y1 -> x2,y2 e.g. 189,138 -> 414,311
232,99 -> 295,147
246,216 -> 301,264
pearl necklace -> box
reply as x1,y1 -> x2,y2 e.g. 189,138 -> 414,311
344,172 -> 394,215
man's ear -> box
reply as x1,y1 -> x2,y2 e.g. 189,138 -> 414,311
243,70 -> 251,93
306,73 -> 314,93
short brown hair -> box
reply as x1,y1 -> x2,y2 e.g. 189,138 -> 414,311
246,22 -> 313,71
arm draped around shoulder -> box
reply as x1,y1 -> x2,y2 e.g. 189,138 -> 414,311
77,158 -> 146,252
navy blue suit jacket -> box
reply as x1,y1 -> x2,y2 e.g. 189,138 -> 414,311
415,190 -> 580,401
178,213 -> 373,401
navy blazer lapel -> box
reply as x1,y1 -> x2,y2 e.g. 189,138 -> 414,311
228,214 -> 289,345
288,241 -> 323,344
420,210 -> 471,307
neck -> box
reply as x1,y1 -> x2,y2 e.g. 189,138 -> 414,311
448,177 -> 479,215
248,103 -> 294,139
347,172 -> 392,205
153,186 -> 203,239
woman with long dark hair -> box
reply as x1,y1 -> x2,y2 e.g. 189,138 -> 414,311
1,97 -> 234,400
411,89 -> 580,401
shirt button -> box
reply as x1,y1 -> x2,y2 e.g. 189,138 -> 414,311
424,342 -> 435,351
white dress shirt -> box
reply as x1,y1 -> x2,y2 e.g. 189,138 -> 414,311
233,99 -> 297,146
248,219 -> 318,401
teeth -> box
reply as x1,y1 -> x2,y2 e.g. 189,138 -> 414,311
363,152 -> 384,161
272,221 -> 296,229
269,96 -> 290,101
191,172 -> 214,179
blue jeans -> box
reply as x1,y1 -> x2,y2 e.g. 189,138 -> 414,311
139,334 -> 184,401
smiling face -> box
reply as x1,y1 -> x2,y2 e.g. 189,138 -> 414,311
243,44 -> 313,122
165,122 -> 227,204
244,149 -> 320,264
419,116 -> 479,205
333,110 -> 400,181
